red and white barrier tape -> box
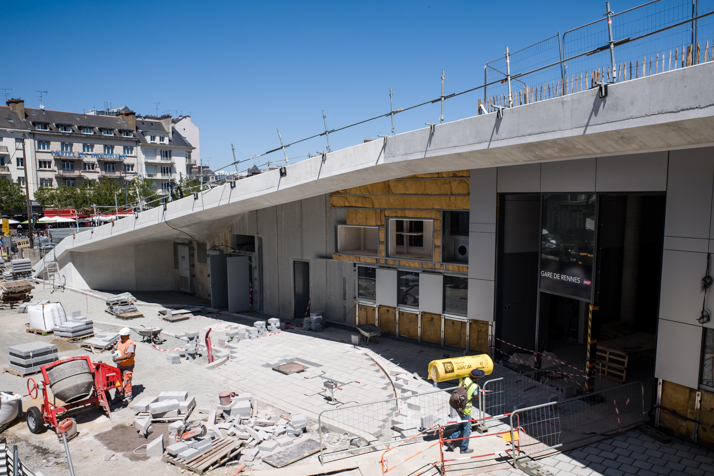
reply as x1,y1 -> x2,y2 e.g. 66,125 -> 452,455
613,399 -> 621,433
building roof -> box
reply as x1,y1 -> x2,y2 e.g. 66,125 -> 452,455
24,108 -> 136,138
135,119 -> 193,148
0,107 -> 31,130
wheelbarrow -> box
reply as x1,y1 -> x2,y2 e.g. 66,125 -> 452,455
356,324 -> 382,344
135,326 -> 165,344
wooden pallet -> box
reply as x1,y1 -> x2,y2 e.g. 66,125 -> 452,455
80,342 -> 115,354
105,310 -> 144,319
3,366 -> 40,377
163,438 -> 242,474
53,333 -> 95,343
26,328 -> 53,336
596,347 -> 628,383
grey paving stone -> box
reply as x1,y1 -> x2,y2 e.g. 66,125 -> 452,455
649,466 -> 671,475
602,468 -> 624,476
694,454 -> 714,465
585,454 -> 605,465
614,455 -> 634,465
611,440 -> 630,449
682,467 -> 705,476
613,447 -> 632,457
601,459 -> 621,469
644,449 -> 664,458
660,453 -> 681,464
632,459 -> 652,470
587,463 -> 606,474
555,462 -> 576,472
600,451 -> 618,460
616,463 -> 639,474
597,443 -> 617,452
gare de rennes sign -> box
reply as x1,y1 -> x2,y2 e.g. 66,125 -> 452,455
51,151 -> 127,160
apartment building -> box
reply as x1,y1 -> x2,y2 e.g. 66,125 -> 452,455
1,99 -> 196,198
135,115 -> 192,194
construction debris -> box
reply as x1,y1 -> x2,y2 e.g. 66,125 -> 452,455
105,292 -> 143,318
5,342 -> 58,376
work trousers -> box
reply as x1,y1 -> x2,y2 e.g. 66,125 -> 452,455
448,410 -> 472,451
119,369 -> 133,397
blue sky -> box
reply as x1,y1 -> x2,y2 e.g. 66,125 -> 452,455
5,0 -> 651,172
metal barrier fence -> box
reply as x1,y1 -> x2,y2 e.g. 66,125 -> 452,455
484,0 -> 714,111
317,385 -> 456,463
508,381 -> 645,464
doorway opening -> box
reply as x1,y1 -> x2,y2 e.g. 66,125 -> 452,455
294,260 -> 310,319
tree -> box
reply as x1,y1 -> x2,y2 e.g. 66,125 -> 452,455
0,179 -> 27,215
33,185 -> 56,210
127,176 -> 160,210
91,177 -> 123,208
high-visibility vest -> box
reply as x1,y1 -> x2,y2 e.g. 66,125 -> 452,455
458,377 -> 479,416
117,339 -> 136,367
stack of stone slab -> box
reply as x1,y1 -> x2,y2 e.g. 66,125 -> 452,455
80,331 -> 120,349
53,314 -> 94,339
174,332 -> 200,360
18,300 -> 49,313
0,280 -> 34,308
268,318 -> 280,333
4,259 -> 32,282
132,391 -> 196,421
7,342 -> 58,375
105,292 -> 138,315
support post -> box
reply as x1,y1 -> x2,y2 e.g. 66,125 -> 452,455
440,70 -> 445,124
322,110 -> 331,152
506,47 -> 513,108
606,2 -> 617,82
20,135 -> 33,248
586,305 -> 599,392
390,88 -> 395,135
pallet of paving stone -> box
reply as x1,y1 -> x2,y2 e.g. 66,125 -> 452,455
80,341 -> 115,354
25,327 -> 53,336
105,309 -> 144,319
162,438 -> 243,475
53,333 -> 95,343
163,314 -> 191,323
3,366 -> 41,377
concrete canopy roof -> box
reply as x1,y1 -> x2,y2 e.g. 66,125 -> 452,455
41,62 -> 714,263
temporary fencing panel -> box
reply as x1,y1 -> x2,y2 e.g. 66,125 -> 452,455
318,386 -> 456,463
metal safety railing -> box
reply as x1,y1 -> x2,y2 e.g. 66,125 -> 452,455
317,385 -> 457,463
508,381 -> 645,464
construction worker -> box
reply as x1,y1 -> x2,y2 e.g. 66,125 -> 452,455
113,328 -> 135,403
445,368 -> 485,454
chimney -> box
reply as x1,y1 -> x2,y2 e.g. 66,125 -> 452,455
160,114 -> 172,140
118,110 -> 136,131
6,98 -> 25,118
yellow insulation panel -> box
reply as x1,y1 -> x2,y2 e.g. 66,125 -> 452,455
332,195 -> 469,210
444,319 -> 467,348
421,312 -> 441,344
378,306 -> 397,334
469,320 -> 490,353
399,312 -> 419,339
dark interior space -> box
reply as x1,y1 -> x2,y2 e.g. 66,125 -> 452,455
495,194 -> 540,352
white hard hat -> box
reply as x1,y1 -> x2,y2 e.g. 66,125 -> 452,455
120,327 -> 131,336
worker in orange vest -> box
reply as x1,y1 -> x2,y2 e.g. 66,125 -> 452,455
113,328 -> 136,404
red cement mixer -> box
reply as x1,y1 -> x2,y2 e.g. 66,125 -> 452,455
25,355 -> 122,433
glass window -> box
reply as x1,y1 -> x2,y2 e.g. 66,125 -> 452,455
150,135 -> 156,142
102,129 -> 113,136
124,163 -> 134,172
61,143 -> 72,152
398,270 -> 420,308
161,182 -> 171,191
16,157 -> 23,167
82,127 -> 93,134
159,136 -> 165,143
39,160 -> 52,169
388,219 -> 434,259
357,267 -> 376,302
83,144 -> 93,153
123,146 -> 134,155
62,161 -> 74,170
443,276 -> 468,316
37,141 -> 50,150
104,145 -> 114,154
59,125 -> 71,132
540,194 -> 597,301
122,131 -> 132,137
161,150 -> 172,159
83,162 -> 95,171
39,178 -> 53,186
105,163 -> 115,172
65,180 -> 76,187
35,123 -> 48,130
17,177 -> 25,186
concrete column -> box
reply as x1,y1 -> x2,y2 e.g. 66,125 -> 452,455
620,195 -> 642,327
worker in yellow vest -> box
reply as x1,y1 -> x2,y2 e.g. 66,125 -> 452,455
445,369 -> 485,454
113,328 -> 136,404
